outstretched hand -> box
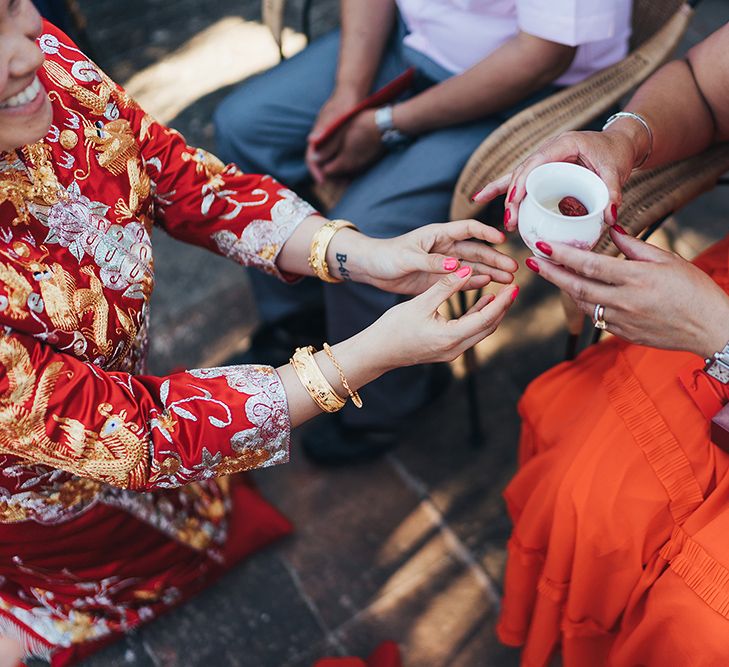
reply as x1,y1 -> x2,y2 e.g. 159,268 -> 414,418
361,219 -> 518,295
371,266 -> 520,370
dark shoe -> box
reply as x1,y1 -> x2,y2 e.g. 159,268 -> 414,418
301,417 -> 398,466
225,307 -> 326,368
301,363 -> 453,466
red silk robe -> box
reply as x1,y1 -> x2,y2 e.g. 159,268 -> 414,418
0,23 -> 316,665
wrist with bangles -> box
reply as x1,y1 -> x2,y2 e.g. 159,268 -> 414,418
602,111 -> 654,169
290,344 -> 363,412
308,218 -> 360,283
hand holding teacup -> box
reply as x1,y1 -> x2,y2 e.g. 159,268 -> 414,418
516,162 -> 610,259
472,128 -> 639,231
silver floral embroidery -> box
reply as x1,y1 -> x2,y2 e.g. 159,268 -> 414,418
30,182 -> 154,299
211,188 -> 315,280
187,364 -> 290,466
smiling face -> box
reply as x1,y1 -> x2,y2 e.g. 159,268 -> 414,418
0,0 -> 52,153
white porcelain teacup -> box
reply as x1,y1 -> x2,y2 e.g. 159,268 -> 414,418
518,162 -> 610,259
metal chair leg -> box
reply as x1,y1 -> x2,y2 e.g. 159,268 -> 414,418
455,290 -> 484,447
462,346 -> 484,448
565,333 -> 580,360
301,0 -> 314,41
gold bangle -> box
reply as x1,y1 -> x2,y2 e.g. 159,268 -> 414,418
290,346 -> 347,413
308,219 -> 358,283
323,342 -> 363,409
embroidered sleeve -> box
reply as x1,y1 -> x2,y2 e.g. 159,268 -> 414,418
0,330 -> 290,490
131,107 -> 316,281
38,21 -> 317,281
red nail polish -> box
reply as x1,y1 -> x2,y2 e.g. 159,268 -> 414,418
470,191 -> 481,202
456,266 -> 472,278
612,223 -> 628,235
504,208 -> 511,227
508,188 -> 516,203
535,241 -> 553,256
511,286 -> 520,302
525,258 -> 540,273
443,257 -> 458,271
611,203 -> 618,220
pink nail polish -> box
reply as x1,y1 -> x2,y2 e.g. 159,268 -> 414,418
611,203 -> 618,220
508,188 -> 516,203
443,257 -> 459,271
525,258 -> 540,273
504,209 -> 511,228
612,223 -> 627,235
535,241 -> 553,256
511,286 -> 520,302
456,266 -> 472,279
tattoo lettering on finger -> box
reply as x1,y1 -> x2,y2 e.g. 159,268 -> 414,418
336,253 -> 351,280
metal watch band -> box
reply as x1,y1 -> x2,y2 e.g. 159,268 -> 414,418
704,341 -> 729,384
374,105 -> 410,148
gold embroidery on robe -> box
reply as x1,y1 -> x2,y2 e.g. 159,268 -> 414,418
43,60 -> 112,116
85,119 -> 151,220
0,262 -> 33,320
0,334 -> 150,488
0,477 -> 101,523
18,247 -> 113,357
0,143 -> 62,225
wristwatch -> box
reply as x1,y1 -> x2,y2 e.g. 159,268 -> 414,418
704,341 -> 729,383
374,105 -> 411,149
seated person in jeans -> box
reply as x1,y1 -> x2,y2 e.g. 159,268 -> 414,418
214,0 -> 633,465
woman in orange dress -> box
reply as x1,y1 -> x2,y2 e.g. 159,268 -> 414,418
0,2 -> 521,664
474,22 -> 729,667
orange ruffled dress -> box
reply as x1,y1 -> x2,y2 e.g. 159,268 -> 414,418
499,236 -> 729,666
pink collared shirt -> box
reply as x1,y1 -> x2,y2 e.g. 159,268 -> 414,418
396,0 -> 632,85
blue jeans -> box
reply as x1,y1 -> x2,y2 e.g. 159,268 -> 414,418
215,27 -> 556,428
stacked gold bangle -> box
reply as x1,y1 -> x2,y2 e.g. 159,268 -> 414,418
289,344 -> 363,413
308,219 -> 358,283
324,343 -> 363,408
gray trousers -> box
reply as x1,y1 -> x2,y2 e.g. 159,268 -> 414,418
214,28 -> 553,429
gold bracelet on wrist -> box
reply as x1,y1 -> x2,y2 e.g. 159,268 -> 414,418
308,219 -> 358,283
290,346 -> 347,413
323,342 -> 363,409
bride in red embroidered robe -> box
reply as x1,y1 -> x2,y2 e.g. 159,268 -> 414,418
0,3 -> 521,665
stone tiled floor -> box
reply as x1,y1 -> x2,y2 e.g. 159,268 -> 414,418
32,1 -> 729,665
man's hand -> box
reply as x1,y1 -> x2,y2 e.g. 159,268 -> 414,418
306,87 -> 364,183
308,109 -> 385,182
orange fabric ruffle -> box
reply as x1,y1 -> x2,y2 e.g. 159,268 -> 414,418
499,236 -> 729,666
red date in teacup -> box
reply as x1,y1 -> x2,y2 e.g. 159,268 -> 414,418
558,196 -> 589,217
518,163 -> 609,259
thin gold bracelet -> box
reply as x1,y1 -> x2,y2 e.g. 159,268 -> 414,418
308,219 -> 358,283
323,342 -> 363,409
290,346 -> 347,413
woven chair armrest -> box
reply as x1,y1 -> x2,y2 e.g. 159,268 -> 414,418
450,3 -> 694,221
262,0 -> 287,49
594,143 -> 729,256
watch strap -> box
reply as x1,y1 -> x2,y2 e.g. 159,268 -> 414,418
374,105 -> 410,148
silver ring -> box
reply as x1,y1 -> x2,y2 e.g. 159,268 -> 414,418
593,303 -> 607,330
